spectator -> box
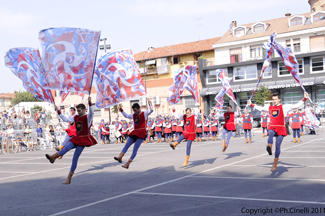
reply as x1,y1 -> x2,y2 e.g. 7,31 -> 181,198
46,125 -> 56,145
41,110 -> 47,124
35,111 -> 40,124
3,111 -> 8,119
7,105 -> 13,116
7,116 -> 13,125
16,134 -> 28,151
55,123 -> 62,144
24,125 -> 32,139
25,111 -> 31,124
7,124 -> 15,138
36,124 -> 43,138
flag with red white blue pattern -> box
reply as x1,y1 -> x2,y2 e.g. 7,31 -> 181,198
217,69 -> 237,106
38,27 -> 100,95
167,65 -> 199,105
4,47 -> 54,103
214,78 -> 232,111
305,108 -> 320,128
94,49 -> 146,108
60,91 -> 84,104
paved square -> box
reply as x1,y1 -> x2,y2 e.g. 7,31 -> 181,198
1,132 -> 325,215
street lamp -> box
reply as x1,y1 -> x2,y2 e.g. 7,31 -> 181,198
144,47 -> 154,109
99,38 -> 112,122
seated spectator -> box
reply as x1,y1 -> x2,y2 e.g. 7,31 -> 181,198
46,125 -> 56,144
6,124 -> 15,138
15,134 -> 28,151
24,125 -> 32,139
36,124 -> 43,138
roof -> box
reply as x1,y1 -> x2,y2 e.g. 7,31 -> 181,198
134,37 -> 220,61
215,11 -> 325,45
0,93 -> 15,99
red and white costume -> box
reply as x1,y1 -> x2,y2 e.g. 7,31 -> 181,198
203,120 -> 210,132
288,112 -> 302,129
261,114 -> 269,128
211,118 -> 218,132
195,120 -> 203,133
242,114 -> 253,130
173,110 -> 201,141
176,119 -> 184,133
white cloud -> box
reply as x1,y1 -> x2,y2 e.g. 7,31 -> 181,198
125,0 -> 306,16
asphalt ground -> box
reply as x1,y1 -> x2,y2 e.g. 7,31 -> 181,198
1,131 -> 325,216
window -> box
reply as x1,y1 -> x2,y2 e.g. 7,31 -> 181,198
315,86 -> 325,105
184,96 -> 197,108
173,57 -> 179,64
311,57 -> 324,73
313,12 -> 325,22
230,48 -> 242,63
235,27 -> 245,37
239,92 -> 254,112
293,38 -> 301,52
250,45 -> 263,59
281,87 -> 304,105
278,59 -> 303,76
254,24 -> 264,33
263,65 -> 272,78
206,69 -> 228,84
286,40 -> 291,48
310,35 -> 325,52
291,17 -> 303,26
92,103 -> 101,116
0,100 -> 4,106
234,65 -> 257,81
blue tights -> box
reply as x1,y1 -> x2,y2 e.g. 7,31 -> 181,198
204,132 -> 209,137
244,129 -> 251,138
267,130 -> 284,159
58,141 -> 85,173
196,133 -> 202,138
212,131 -> 217,136
301,125 -> 303,133
222,128 -> 232,146
122,136 -> 143,160
293,129 -> 300,138
156,132 -> 162,139
176,134 -> 193,156
262,127 -> 267,134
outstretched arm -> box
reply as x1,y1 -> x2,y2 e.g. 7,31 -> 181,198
284,92 -> 308,115
55,105 -> 75,122
247,100 -> 268,112
118,104 -> 133,119
144,101 -> 154,120
87,97 -> 94,127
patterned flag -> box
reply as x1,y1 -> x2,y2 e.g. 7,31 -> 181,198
60,91 -> 85,104
94,49 -> 146,108
271,32 -> 306,92
217,69 -> 237,106
38,27 -> 101,94
167,65 -> 199,105
214,78 -> 232,111
249,32 -> 275,101
4,48 -> 54,103
305,108 -> 320,128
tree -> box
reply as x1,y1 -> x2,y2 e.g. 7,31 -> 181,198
111,103 -> 123,119
11,90 -> 40,105
252,84 -> 273,106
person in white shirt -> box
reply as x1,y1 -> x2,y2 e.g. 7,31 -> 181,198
7,124 -> 15,138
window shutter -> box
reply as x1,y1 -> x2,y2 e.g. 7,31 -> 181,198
310,35 -> 325,52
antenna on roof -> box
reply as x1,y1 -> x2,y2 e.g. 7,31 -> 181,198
195,17 -> 202,41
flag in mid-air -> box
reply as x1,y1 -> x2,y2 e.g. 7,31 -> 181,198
217,69 -> 237,106
94,49 -> 146,108
60,91 -> 85,104
249,32 -> 275,101
305,108 -> 320,128
271,32 -> 305,92
4,47 -> 54,103
167,65 -> 199,105
38,27 -> 101,94
214,78 -> 233,111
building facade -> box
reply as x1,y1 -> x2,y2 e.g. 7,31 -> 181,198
199,2 -> 325,115
0,93 -> 15,112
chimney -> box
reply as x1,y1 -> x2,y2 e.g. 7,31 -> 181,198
232,21 -> 237,28
285,13 -> 291,17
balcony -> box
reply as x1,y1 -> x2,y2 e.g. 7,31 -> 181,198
204,41 -> 325,67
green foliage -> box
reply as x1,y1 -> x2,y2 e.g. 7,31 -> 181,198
31,105 -> 43,119
252,84 -> 273,106
111,103 -> 123,118
11,90 -> 40,105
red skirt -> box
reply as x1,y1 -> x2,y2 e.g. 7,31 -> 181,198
268,124 -> 287,136
195,127 -> 202,133
291,122 -> 301,129
164,127 -> 172,133
155,127 -> 162,132
211,126 -> 218,132
224,123 -> 236,131
176,126 -> 183,132
172,125 -> 177,132
183,131 -> 196,141
203,126 -> 210,132
70,134 -> 97,147
262,122 -> 268,128
243,123 -> 252,130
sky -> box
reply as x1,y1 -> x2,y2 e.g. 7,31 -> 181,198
0,0 -> 308,93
